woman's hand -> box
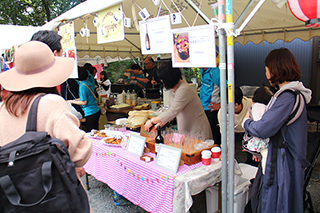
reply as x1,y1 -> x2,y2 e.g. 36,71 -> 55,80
144,119 -> 154,131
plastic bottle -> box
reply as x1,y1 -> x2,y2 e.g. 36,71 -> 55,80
131,90 -> 137,106
125,90 -> 131,105
155,126 -> 164,156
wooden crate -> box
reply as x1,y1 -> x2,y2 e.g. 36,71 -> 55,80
140,125 -> 217,165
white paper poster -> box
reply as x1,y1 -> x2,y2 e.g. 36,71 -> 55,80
172,25 -> 216,68
59,22 -> 78,78
139,15 -> 172,55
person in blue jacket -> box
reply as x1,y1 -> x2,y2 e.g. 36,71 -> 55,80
242,48 -> 312,213
200,66 -> 221,145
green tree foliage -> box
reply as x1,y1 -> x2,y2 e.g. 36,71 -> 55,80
0,0 -> 85,26
102,60 -> 136,83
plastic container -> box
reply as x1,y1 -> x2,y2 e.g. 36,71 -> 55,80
131,90 -> 137,106
125,90 -> 131,105
205,163 -> 258,213
201,150 -> 212,165
151,100 -> 161,111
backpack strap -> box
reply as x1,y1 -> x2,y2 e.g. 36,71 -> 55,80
267,89 -> 305,186
25,95 -> 46,132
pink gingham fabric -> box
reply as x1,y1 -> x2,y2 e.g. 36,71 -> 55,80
84,137 -> 203,213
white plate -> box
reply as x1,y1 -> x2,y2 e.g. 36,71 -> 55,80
100,136 -> 123,147
86,130 -> 123,139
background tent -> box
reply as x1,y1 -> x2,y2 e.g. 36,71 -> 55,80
0,24 -> 42,53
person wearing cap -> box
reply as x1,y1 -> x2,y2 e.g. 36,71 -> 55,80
0,41 -> 92,178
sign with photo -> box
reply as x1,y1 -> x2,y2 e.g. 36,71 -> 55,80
97,4 -> 125,44
139,15 -> 172,55
172,25 -> 216,68
59,22 -> 78,78
155,144 -> 182,173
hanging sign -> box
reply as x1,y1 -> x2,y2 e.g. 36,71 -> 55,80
97,4 -> 125,44
172,25 -> 216,68
59,22 -> 78,78
155,144 -> 182,173
139,15 -> 172,55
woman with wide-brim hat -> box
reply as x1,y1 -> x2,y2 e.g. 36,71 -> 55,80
0,41 -> 92,172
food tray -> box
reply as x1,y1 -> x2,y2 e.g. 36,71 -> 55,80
110,105 -> 133,111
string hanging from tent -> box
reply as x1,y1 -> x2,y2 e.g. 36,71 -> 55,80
192,0 -> 202,27
169,0 -> 190,27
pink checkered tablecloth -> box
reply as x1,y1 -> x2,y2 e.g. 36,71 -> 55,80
84,135 -> 204,213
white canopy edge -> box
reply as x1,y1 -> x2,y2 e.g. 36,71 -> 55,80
0,24 -> 43,52
42,0 -> 124,31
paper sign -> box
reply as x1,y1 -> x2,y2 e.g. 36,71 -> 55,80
126,134 -> 146,157
59,22 -> 75,50
139,8 -> 150,20
124,17 -> 131,28
59,22 -> 78,78
97,4 -> 125,44
172,25 -> 216,68
139,15 -> 172,55
155,144 -> 182,173
171,13 -> 182,25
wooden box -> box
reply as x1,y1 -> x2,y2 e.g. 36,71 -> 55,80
140,125 -> 217,165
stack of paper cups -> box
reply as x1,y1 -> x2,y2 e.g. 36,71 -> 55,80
201,150 -> 212,165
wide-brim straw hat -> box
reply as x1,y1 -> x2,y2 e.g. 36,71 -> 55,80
0,41 -> 74,92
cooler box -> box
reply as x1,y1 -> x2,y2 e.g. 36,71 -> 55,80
205,163 -> 258,213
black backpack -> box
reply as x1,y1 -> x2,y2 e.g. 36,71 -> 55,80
0,95 -> 90,212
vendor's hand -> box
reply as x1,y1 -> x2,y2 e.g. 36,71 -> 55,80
208,102 -> 221,111
125,69 -> 131,73
130,76 -> 136,80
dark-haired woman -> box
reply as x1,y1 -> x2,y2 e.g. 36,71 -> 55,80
97,71 -> 111,97
242,48 -> 312,212
69,66 -> 100,132
144,64 -> 212,140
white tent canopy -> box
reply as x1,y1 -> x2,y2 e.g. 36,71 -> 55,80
1,0 -> 319,59
40,0 -> 320,59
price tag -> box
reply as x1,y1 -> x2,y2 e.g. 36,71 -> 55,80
155,144 -> 182,173
126,134 -> 146,157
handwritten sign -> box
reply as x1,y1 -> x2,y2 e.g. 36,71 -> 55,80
97,4 -> 125,44
126,134 -> 146,157
172,25 -> 216,68
155,144 -> 182,173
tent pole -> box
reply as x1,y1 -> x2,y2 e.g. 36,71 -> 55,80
234,0 -> 256,29
184,0 -> 211,24
226,0 -> 235,212
218,0 -> 228,212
